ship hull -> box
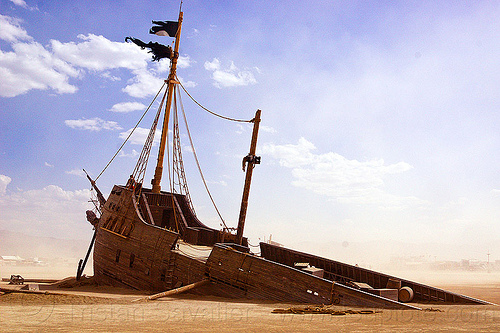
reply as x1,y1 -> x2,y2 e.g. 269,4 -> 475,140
93,185 -> 210,291
92,185 -> 491,308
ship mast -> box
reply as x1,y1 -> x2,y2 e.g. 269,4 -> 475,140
152,11 -> 183,193
236,109 -> 261,244
148,10 -> 260,244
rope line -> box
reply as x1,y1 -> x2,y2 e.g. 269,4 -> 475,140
177,88 -> 229,230
95,81 -> 167,181
92,78 -> 251,237
177,76 -> 253,123
170,90 -> 181,233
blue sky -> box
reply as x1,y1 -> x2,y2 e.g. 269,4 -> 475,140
1,0 -> 500,262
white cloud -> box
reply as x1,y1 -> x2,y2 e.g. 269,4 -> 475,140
9,0 -> 28,9
183,145 -> 193,154
51,34 -> 148,71
0,16 -> 166,98
101,71 -> 121,81
9,0 -> 37,11
0,41 -> 80,97
119,127 -> 161,146
187,28 -> 200,39
261,125 -> 277,134
0,16 -> 89,97
177,55 -> 192,68
262,137 -> 317,168
204,58 -> 221,71
0,184 -> 93,239
0,16 -> 177,99
119,149 -> 140,158
0,14 -> 31,42
154,59 -> 171,73
65,169 -> 86,177
204,58 -> 257,88
0,174 -> 12,195
262,138 -> 419,207
65,117 -> 122,131
154,54 -> 191,71
235,123 -> 246,135
122,69 -> 165,98
44,162 -> 54,168
134,55 -> 193,93
51,34 -> 171,99
207,180 -> 228,187
491,189 -> 500,196
177,76 -> 197,88
109,102 -> 146,113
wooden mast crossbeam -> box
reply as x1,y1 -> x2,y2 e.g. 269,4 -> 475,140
152,11 -> 183,194
236,109 -> 261,244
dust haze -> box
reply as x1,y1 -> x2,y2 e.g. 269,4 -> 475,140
1,230 -> 498,287
0,230 -> 91,279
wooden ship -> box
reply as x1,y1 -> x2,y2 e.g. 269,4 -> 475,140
78,10 -> 492,310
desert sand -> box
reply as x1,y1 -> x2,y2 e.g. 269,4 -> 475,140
1,267 -> 499,332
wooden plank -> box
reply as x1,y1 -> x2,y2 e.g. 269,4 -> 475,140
133,279 -> 209,301
260,242 -> 491,305
207,244 -> 417,309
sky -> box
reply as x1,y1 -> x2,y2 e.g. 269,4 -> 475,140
1,0 -> 500,263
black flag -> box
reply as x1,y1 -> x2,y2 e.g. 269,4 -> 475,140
150,20 -> 179,37
125,37 -> 172,61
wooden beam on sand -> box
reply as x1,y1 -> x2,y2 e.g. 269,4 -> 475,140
1,278 -> 60,284
0,286 -> 54,295
132,279 -> 209,302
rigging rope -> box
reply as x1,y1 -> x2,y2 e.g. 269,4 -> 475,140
176,75 -> 254,123
176,87 -> 229,230
95,81 -> 167,181
91,77 -> 250,236
171,89 -> 195,212
132,85 -> 168,188
170,89 -> 182,233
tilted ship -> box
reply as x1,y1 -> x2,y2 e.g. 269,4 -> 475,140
78,10 -> 492,309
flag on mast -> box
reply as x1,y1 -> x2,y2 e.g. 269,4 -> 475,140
125,37 -> 172,61
150,21 -> 179,37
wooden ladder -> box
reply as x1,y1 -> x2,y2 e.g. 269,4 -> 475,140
164,254 -> 177,289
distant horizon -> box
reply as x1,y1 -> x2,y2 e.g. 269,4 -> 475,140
0,229 -> 496,265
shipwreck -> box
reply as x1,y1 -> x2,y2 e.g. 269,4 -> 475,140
78,9 -> 492,310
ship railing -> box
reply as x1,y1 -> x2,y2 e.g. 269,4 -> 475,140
138,193 -> 155,225
172,195 -> 187,235
143,192 -> 171,208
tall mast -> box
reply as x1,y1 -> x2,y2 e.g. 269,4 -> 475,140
152,11 -> 183,193
236,109 -> 261,244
